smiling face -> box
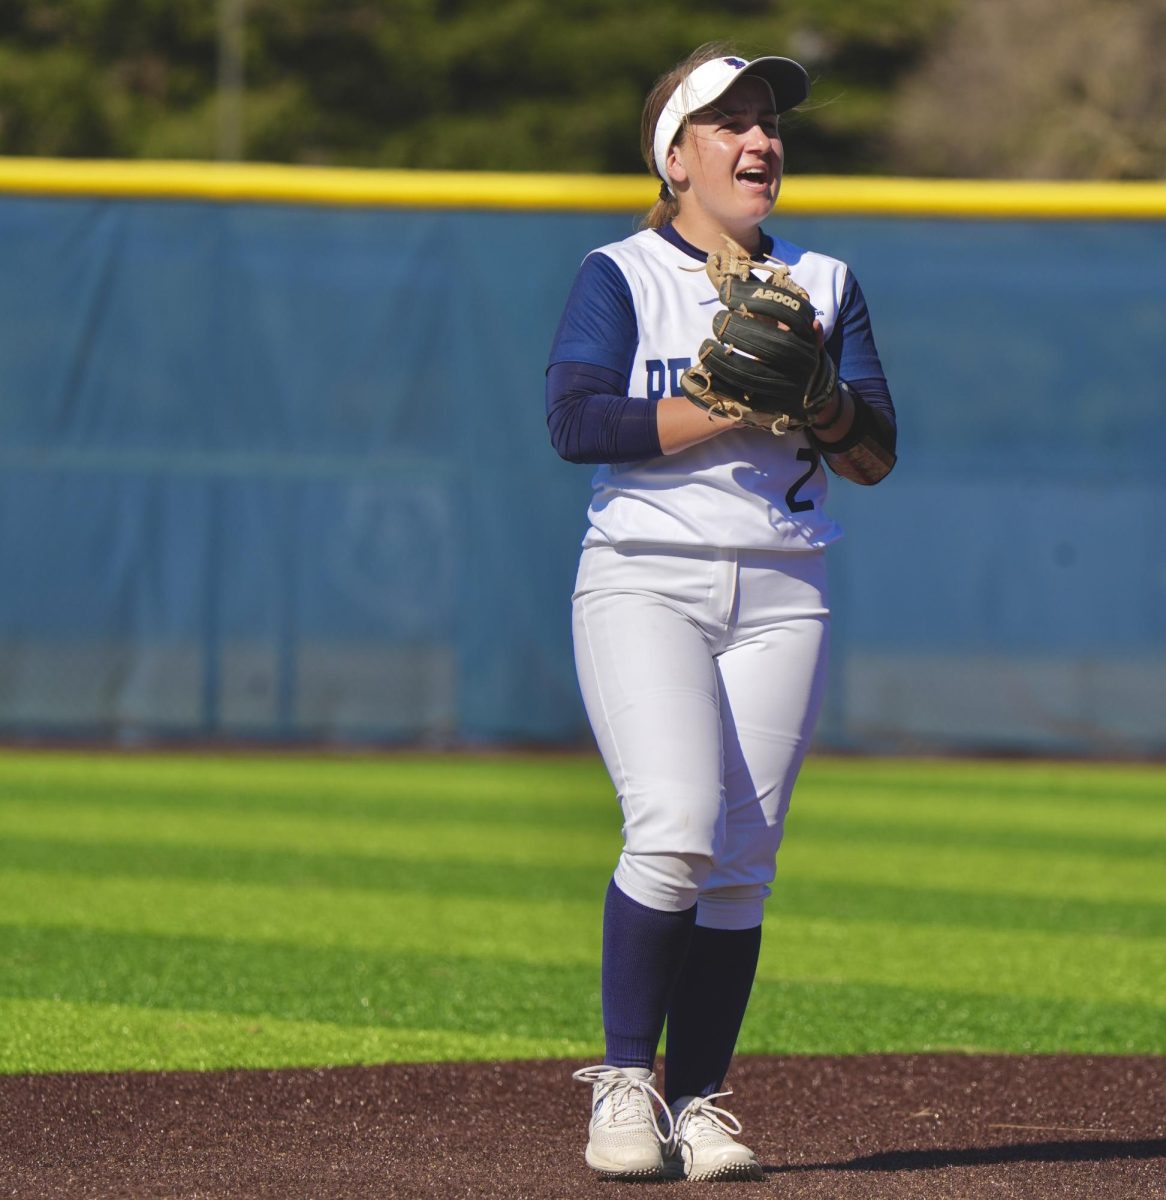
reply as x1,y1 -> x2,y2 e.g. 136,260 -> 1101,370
666,75 -> 783,252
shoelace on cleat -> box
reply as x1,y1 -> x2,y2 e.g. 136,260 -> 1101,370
673,1090 -> 746,1145
571,1066 -> 675,1144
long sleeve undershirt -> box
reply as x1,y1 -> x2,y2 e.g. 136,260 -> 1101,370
546,360 -> 662,463
546,226 -> 897,480
547,359 -> 894,468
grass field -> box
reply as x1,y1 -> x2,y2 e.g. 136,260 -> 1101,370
1,750 -> 1163,1074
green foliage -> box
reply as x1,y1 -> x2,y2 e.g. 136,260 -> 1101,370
2,0 -> 1163,176
0,751 -> 1163,1072
0,0 -> 958,172
0,44 -> 122,155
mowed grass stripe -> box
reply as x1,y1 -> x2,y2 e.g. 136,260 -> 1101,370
0,926 -> 602,1038
2,751 -> 1164,1074
736,975 -> 1161,1056
6,925 -> 1163,1055
755,916 -> 1164,1007
3,837 -> 611,902
1,998 -> 595,1073
791,801 -> 1166,849
780,838 -> 1165,905
0,871 -> 601,964
1,928 -> 1160,1072
3,798 -> 1161,865
0,753 -> 611,818
0,801 -> 623,868
3,748 -> 1161,795
2,870 -> 1162,1006
4,837 -> 1165,938
2,751 -> 1163,829
4,804 -> 1159,904
4,811 -> 1160,873
3,751 -> 1163,866
816,759 -> 1166,800
0,776 -> 614,832
802,776 -> 1166,838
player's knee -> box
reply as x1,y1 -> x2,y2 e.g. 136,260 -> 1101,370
614,851 -> 714,913
695,882 -> 771,929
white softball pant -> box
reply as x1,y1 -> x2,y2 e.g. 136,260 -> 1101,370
572,541 -> 829,930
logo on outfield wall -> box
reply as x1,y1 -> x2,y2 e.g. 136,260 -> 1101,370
331,479 -> 457,634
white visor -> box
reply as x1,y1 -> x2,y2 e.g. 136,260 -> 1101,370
652,55 -> 810,194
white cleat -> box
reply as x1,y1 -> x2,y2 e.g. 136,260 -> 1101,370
572,1064 -> 675,1179
667,1090 -> 764,1181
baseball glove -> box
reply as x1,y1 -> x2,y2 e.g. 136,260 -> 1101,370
680,236 -> 838,435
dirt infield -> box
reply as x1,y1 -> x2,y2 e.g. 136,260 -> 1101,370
1,1055 -> 1163,1199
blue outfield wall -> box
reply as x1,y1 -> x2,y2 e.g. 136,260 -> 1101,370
0,194 -> 1163,753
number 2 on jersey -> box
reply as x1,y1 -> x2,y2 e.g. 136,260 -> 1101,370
785,447 -> 821,514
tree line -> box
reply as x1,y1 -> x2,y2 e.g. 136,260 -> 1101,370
0,0 -> 1162,179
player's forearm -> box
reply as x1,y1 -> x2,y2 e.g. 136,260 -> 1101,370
658,395 -> 736,454
808,379 -> 897,485
546,363 -> 732,462
546,361 -> 662,463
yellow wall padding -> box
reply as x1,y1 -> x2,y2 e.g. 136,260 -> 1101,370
1,157 -> 1164,219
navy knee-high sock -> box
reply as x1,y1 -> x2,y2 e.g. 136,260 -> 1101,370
601,879 -> 696,1070
664,923 -> 762,1103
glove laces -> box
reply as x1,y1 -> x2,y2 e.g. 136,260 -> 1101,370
571,1065 -> 675,1145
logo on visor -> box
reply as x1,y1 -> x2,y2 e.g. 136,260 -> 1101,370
724,57 -> 747,68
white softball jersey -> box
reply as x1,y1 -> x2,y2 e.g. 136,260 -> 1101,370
550,224 -> 885,552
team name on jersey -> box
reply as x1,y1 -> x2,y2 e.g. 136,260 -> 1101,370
646,357 -> 693,402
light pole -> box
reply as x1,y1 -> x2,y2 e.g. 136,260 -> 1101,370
216,0 -> 246,160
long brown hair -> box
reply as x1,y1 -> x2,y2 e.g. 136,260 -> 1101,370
638,41 -> 742,230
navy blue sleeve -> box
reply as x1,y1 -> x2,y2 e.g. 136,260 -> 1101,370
813,269 -> 898,479
546,361 -> 662,464
824,270 -> 888,384
545,251 -> 662,464
547,252 -> 639,375
847,376 -> 896,453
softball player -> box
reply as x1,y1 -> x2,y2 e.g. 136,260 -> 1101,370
547,43 -> 897,1181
